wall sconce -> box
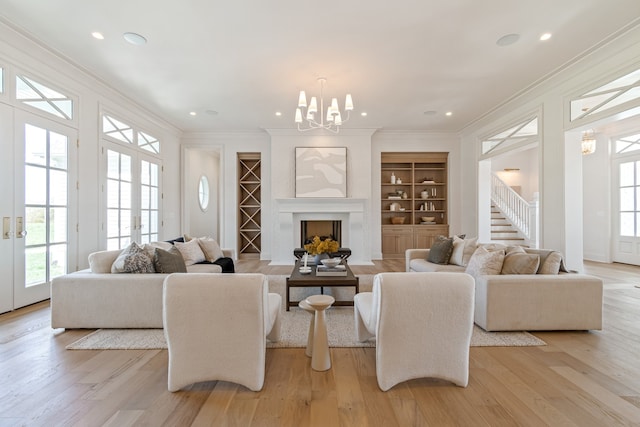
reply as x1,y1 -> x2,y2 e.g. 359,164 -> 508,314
503,168 -> 520,172
582,129 -> 596,155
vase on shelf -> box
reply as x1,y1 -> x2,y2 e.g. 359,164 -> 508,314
314,253 -> 330,265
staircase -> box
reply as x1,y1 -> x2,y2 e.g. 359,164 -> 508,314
491,205 -> 527,247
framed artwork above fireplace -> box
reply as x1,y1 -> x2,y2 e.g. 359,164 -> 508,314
295,147 -> 347,198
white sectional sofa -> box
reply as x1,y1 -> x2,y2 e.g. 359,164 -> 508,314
51,247 -> 234,329
406,247 -> 603,331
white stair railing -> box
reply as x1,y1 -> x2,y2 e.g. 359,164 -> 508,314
491,173 -> 538,247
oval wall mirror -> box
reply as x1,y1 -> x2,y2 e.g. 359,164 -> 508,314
198,175 -> 210,211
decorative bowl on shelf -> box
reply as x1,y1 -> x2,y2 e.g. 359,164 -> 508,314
391,217 -> 406,224
320,258 -> 342,268
421,216 -> 435,222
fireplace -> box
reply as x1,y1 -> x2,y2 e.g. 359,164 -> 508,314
301,220 -> 342,246
272,198 -> 371,265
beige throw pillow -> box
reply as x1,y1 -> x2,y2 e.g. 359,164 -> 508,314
465,246 -> 505,277
538,251 -> 563,274
501,253 -> 540,275
175,239 -> 206,266
450,236 -> 478,266
197,237 -> 225,262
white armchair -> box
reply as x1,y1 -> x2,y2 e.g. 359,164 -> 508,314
354,272 -> 475,391
163,273 -> 281,392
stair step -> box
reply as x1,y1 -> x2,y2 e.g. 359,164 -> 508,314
491,225 -> 515,231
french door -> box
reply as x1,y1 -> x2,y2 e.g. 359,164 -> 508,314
613,156 -> 640,265
102,142 -> 161,249
0,107 -> 77,312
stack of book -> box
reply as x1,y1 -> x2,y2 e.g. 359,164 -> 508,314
316,265 -> 347,276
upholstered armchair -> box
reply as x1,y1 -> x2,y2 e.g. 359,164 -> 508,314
163,273 -> 281,392
354,272 -> 475,391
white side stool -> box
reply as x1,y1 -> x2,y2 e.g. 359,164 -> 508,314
298,299 -> 315,357
305,294 -> 335,371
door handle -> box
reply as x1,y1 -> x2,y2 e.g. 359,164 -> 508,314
16,217 -> 26,238
3,217 -> 12,239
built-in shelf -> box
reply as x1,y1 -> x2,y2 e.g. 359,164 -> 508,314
238,153 -> 261,259
381,152 -> 449,258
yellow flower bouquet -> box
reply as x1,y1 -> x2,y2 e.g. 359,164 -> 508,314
304,236 -> 339,255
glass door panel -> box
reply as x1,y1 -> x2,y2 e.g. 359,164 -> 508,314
14,111 -> 77,308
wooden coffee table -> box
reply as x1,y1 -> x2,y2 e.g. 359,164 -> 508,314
286,260 -> 359,311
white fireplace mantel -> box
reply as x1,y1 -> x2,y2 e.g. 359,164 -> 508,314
271,198 -> 372,265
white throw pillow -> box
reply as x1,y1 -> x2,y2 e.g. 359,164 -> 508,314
465,246 -> 505,277
175,239 -> 206,266
197,237 -> 225,262
450,236 -> 478,266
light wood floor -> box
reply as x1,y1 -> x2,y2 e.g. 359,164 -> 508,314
1,260 -> 640,426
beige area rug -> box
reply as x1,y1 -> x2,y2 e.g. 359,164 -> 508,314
66,274 -> 546,350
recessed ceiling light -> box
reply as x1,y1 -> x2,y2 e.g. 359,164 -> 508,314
123,32 -> 147,45
445,111 -> 453,116
496,33 -> 520,47
361,112 -> 367,117
539,32 -> 552,41
275,111 -> 282,116
189,111 -> 197,116
91,32 -> 104,40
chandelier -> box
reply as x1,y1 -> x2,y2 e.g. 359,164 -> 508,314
581,129 -> 596,155
295,77 -> 353,133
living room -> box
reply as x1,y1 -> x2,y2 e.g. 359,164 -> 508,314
1,2 -> 640,425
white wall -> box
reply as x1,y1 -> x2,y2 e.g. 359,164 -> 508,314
491,147 -> 539,201
183,148 -> 219,239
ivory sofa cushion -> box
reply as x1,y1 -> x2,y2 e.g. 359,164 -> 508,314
111,242 -> 155,273
88,249 -> 121,273
465,246 -> 505,277
175,239 -> 206,266
450,236 -> 478,267
197,237 -> 225,262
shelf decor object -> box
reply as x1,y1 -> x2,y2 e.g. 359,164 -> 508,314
295,147 -> 347,198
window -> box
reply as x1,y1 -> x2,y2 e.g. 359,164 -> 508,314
198,175 -> 210,211
619,160 -> 640,237
24,123 -> 69,284
101,113 -> 162,249
481,117 -> 538,155
571,68 -> 640,122
615,132 -> 640,155
103,115 -> 134,144
16,75 -> 73,120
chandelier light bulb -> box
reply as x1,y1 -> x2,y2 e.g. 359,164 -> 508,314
298,91 -> 307,108
345,94 -> 354,111
308,97 -> 318,114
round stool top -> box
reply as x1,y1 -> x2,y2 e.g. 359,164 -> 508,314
298,299 -> 314,312
305,294 -> 335,310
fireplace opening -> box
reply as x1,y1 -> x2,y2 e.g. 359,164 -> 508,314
301,220 -> 342,247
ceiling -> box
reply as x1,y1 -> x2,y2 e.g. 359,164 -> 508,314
1,0 -> 639,133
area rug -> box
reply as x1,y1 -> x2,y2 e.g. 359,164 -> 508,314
66,273 -> 545,349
